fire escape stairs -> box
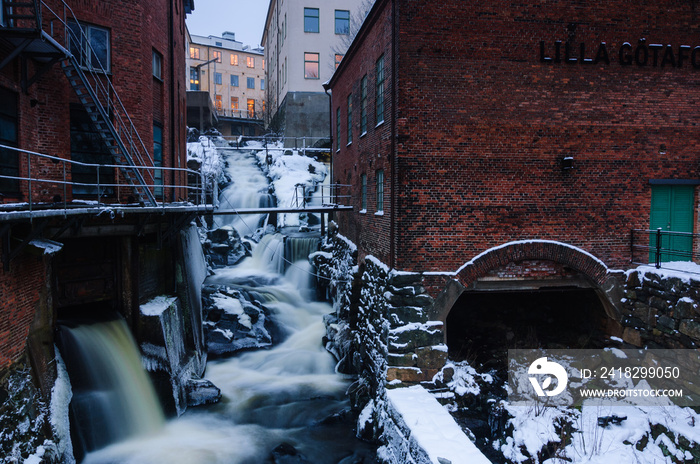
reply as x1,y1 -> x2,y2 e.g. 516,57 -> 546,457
1,0 -> 158,207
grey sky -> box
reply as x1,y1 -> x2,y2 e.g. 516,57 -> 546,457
186,0 -> 269,48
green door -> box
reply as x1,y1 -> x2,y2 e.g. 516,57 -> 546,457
649,185 -> 695,262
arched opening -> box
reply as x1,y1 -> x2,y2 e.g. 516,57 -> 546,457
446,287 -> 610,368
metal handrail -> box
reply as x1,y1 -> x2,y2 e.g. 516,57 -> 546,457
631,228 -> 698,269
291,183 -> 352,209
0,143 -> 213,210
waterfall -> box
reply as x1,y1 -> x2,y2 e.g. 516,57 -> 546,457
55,318 -> 164,457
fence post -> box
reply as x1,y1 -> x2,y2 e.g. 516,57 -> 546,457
656,227 -> 663,269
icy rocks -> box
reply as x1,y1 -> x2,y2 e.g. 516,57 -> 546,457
204,227 -> 250,268
185,378 -> 221,407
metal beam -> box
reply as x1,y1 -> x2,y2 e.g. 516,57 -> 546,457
210,206 -> 353,215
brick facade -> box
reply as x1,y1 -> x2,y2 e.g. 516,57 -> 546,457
329,0 -> 700,278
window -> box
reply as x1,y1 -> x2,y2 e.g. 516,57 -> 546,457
247,77 -> 255,89
215,41 -> 222,47
67,21 -> 110,72
247,99 -> 255,118
214,72 -> 222,85
335,54 -> 343,69
0,87 -> 19,193
336,107 -> 341,151
230,53 -> 238,66
304,8 -> 319,33
347,94 -> 352,144
153,125 -> 163,197
231,97 -> 239,113
361,174 -> 367,211
215,94 -> 222,111
335,10 -> 350,34
360,75 -> 367,135
70,104 -> 114,196
247,56 -> 255,68
376,169 -> 384,213
152,50 -> 162,79
213,50 -> 222,63
261,79 -> 265,90
376,55 -> 385,124
189,46 -> 200,59
189,67 -> 200,90
231,74 -> 239,87
304,52 -> 319,79
263,59 -> 265,70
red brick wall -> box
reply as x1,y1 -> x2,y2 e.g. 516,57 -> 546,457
0,252 -> 46,369
332,0 -> 394,264
332,0 -> 700,273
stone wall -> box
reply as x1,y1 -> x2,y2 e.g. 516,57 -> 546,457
620,267 -> 700,348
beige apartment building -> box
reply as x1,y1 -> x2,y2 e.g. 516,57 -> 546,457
186,31 -> 265,136
262,0 -> 368,141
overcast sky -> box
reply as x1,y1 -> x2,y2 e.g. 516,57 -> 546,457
186,0 -> 269,47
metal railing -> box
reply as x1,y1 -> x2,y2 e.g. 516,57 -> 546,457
215,108 -> 263,120
0,143 -> 213,212
225,135 -> 332,153
291,183 -> 351,209
631,228 -> 699,269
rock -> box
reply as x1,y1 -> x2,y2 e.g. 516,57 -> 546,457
271,442 -> 308,463
679,320 -> 700,340
186,378 -> 221,407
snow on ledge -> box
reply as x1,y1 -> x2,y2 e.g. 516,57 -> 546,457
630,261 -> 700,284
424,239 -> 608,277
386,385 -> 491,464
140,295 -> 177,316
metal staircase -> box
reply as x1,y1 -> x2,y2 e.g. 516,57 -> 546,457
1,0 -> 159,206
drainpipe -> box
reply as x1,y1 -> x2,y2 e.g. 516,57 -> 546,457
168,0 -> 176,201
323,82 -> 332,235
389,0 -> 397,268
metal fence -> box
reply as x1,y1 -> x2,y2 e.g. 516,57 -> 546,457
0,143 -> 213,212
290,183 -> 352,209
631,228 -> 699,269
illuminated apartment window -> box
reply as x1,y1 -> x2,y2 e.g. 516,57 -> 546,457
213,50 -> 222,62
335,54 -> 343,69
347,94 -> 352,144
189,46 -> 200,59
304,52 -> 319,79
215,95 -> 222,111
360,75 -> 367,134
247,56 -> 255,68
189,67 -> 200,90
263,59 -> 265,70
231,75 -> 239,87
247,99 -> 255,118
230,53 -> 238,66
335,10 -> 350,34
231,97 -> 239,114
304,7 -> 319,33
376,169 -> 384,213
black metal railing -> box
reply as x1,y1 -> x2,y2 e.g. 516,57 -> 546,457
631,228 -> 698,269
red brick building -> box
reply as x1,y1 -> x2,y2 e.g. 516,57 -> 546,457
330,0 -> 700,277
0,0 -> 203,390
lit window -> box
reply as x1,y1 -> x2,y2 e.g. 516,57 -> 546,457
189,46 -> 200,60
376,169 -> 384,212
247,98 -> 255,118
67,21 -> 110,72
152,50 -> 162,80
231,97 -> 239,113
336,107 -> 340,151
189,67 -> 200,90
231,75 -> 239,87
361,174 -> 367,211
230,53 -> 238,66
247,56 -> 255,68
304,7 -> 319,33
376,54 -> 385,124
215,95 -> 222,111
213,50 -> 222,63
304,52 -> 319,79
347,94 -> 352,144
360,75 -> 367,134
214,72 -> 222,85
263,59 -> 265,70
335,54 -> 343,69
335,10 -> 350,34
247,77 -> 255,89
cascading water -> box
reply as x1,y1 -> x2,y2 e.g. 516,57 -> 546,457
55,318 -> 165,459
70,144 -> 377,463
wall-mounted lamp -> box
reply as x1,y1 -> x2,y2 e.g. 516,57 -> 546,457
561,156 -> 574,171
